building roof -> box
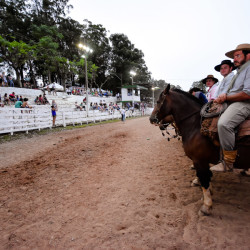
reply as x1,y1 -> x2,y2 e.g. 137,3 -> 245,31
120,100 -> 141,103
121,85 -> 148,90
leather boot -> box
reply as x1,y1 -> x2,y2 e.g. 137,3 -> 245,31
210,150 -> 237,172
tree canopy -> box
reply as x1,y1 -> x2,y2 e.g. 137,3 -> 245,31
0,0 -> 181,96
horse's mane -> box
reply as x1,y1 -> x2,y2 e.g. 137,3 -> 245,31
172,88 -> 204,106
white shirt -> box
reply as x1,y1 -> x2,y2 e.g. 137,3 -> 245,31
215,72 -> 235,97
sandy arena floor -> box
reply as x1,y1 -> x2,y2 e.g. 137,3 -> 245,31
0,117 -> 249,249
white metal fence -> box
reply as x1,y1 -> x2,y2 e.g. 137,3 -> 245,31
0,106 -> 148,135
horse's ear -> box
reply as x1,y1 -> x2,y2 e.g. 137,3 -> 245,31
163,84 -> 170,95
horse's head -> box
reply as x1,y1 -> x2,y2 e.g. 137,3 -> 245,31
149,84 -> 172,124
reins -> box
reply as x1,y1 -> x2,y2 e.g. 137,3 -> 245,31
160,124 -> 181,141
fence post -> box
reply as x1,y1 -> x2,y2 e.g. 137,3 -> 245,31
62,111 -> 66,127
72,111 -> 75,126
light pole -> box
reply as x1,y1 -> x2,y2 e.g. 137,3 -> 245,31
130,70 -> 136,84
130,71 -> 136,108
152,87 -> 160,107
78,43 -> 93,117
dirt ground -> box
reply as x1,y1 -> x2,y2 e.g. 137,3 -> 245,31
0,117 -> 250,249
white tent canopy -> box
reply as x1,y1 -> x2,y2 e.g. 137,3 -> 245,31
47,83 -> 64,91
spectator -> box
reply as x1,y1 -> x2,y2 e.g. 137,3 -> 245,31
46,84 -> 51,95
15,99 -> 23,108
19,96 -> 23,102
9,92 -> 16,104
51,82 -> 57,96
80,102 -> 85,110
3,93 -> 10,105
43,95 -> 49,104
34,96 -> 39,104
8,75 -> 14,87
15,98 -> 31,108
1,72 -> 8,86
38,94 -> 43,104
120,108 -> 126,122
51,100 -> 58,127
75,101 -> 83,111
22,98 -> 32,108
189,87 -> 208,105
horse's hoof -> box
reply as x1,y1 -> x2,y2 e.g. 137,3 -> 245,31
190,165 -> 195,170
240,170 -> 250,177
199,204 -> 212,216
191,177 -> 200,187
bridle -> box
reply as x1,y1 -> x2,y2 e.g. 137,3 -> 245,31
152,93 -> 167,124
153,92 -> 200,125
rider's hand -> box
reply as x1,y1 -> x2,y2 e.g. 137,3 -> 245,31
214,93 -> 227,104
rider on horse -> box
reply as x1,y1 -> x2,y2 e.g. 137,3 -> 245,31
202,75 -> 219,102
211,43 -> 250,172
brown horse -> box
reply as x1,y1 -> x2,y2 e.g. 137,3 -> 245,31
149,85 -> 250,215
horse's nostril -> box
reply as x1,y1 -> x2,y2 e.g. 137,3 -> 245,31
149,117 -> 158,124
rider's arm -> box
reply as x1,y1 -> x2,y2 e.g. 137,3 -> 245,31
226,91 -> 250,102
214,91 -> 250,104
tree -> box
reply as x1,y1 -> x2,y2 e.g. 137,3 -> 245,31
30,0 -> 72,25
54,56 -> 76,90
109,33 -> 151,93
57,17 -> 83,61
0,0 -> 31,42
0,35 -> 33,87
80,20 -> 111,89
191,81 -> 206,93
34,35 -> 60,82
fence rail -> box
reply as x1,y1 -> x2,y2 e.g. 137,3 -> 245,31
0,106 -> 148,135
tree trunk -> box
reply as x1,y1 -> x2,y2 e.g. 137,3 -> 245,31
28,60 -> 36,88
61,77 -> 66,91
14,68 -> 22,87
48,69 -> 52,84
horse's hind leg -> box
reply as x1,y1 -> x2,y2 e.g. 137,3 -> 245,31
195,162 -> 213,216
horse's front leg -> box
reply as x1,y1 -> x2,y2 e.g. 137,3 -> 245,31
194,162 -> 213,216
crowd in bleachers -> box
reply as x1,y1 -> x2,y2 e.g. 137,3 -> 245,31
0,91 -> 51,108
66,87 -> 113,97
0,92 -> 25,106
34,94 -> 50,105
90,102 -> 121,113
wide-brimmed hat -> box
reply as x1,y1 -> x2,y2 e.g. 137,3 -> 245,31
202,75 -> 218,84
214,60 -> 236,72
225,43 -> 250,59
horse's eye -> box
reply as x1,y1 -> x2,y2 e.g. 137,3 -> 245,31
157,101 -> 160,104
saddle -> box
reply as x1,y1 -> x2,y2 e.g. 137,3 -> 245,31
200,102 -> 250,146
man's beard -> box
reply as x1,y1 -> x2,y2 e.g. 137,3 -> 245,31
234,56 -> 246,68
